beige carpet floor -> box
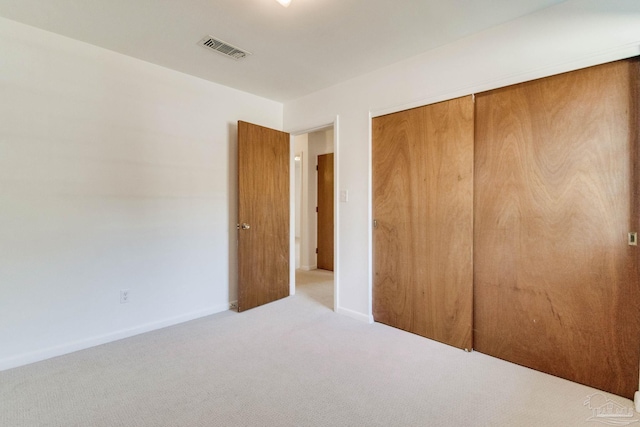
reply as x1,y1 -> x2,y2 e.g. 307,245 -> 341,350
1,270 -> 637,426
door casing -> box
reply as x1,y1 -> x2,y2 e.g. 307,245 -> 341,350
288,119 -> 339,312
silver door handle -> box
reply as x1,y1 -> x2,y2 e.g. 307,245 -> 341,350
241,223 -> 251,230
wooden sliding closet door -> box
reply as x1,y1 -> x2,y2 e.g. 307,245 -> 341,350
474,59 -> 640,398
373,96 -> 474,350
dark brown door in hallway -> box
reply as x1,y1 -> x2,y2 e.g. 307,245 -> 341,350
317,153 -> 334,271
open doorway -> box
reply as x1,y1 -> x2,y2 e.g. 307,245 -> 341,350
292,126 -> 335,309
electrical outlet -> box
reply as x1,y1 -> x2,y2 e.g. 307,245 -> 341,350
120,289 -> 130,304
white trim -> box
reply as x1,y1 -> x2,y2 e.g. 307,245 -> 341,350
0,306 -> 224,371
289,133 -> 296,297
367,111 -> 374,325
332,115 -> 340,313
635,391 -> 639,413
287,116 -> 340,313
287,120 -> 336,137
337,306 -> 374,324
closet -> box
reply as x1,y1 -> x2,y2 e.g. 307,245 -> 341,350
372,58 -> 640,398
373,95 -> 474,351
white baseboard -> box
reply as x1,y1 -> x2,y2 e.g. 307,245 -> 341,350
299,265 -> 317,271
0,305 -> 228,372
635,391 -> 639,413
337,306 -> 374,324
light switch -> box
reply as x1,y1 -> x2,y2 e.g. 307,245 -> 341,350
340,190 -> 348,203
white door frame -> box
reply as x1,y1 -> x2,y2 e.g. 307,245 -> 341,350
288,116 -> 339,312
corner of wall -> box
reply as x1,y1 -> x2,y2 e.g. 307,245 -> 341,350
337,306 -> 373,324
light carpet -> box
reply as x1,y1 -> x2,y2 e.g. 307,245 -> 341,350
1,270 -> 637,426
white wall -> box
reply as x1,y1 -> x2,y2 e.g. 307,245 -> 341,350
294,134 -> 308,269
283,0 -> 640,322
0,17 -> 282,369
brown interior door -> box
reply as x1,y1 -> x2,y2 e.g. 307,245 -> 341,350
237,121 -> 290,312
372,96 -> 474,350
317,153 -> 334,271
474,59 -> 640,398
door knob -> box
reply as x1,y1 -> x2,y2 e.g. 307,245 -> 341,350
241,223 -> 251,230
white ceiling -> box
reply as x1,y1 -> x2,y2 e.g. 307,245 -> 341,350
0,0 -> 566,101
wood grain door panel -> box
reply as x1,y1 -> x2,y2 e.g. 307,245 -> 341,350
317,153 -> 334,271
473,59 -> 640,398
373,96 -> 474,350
237,121 -> 290,312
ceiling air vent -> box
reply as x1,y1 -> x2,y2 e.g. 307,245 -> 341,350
198,36 -> 251,60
